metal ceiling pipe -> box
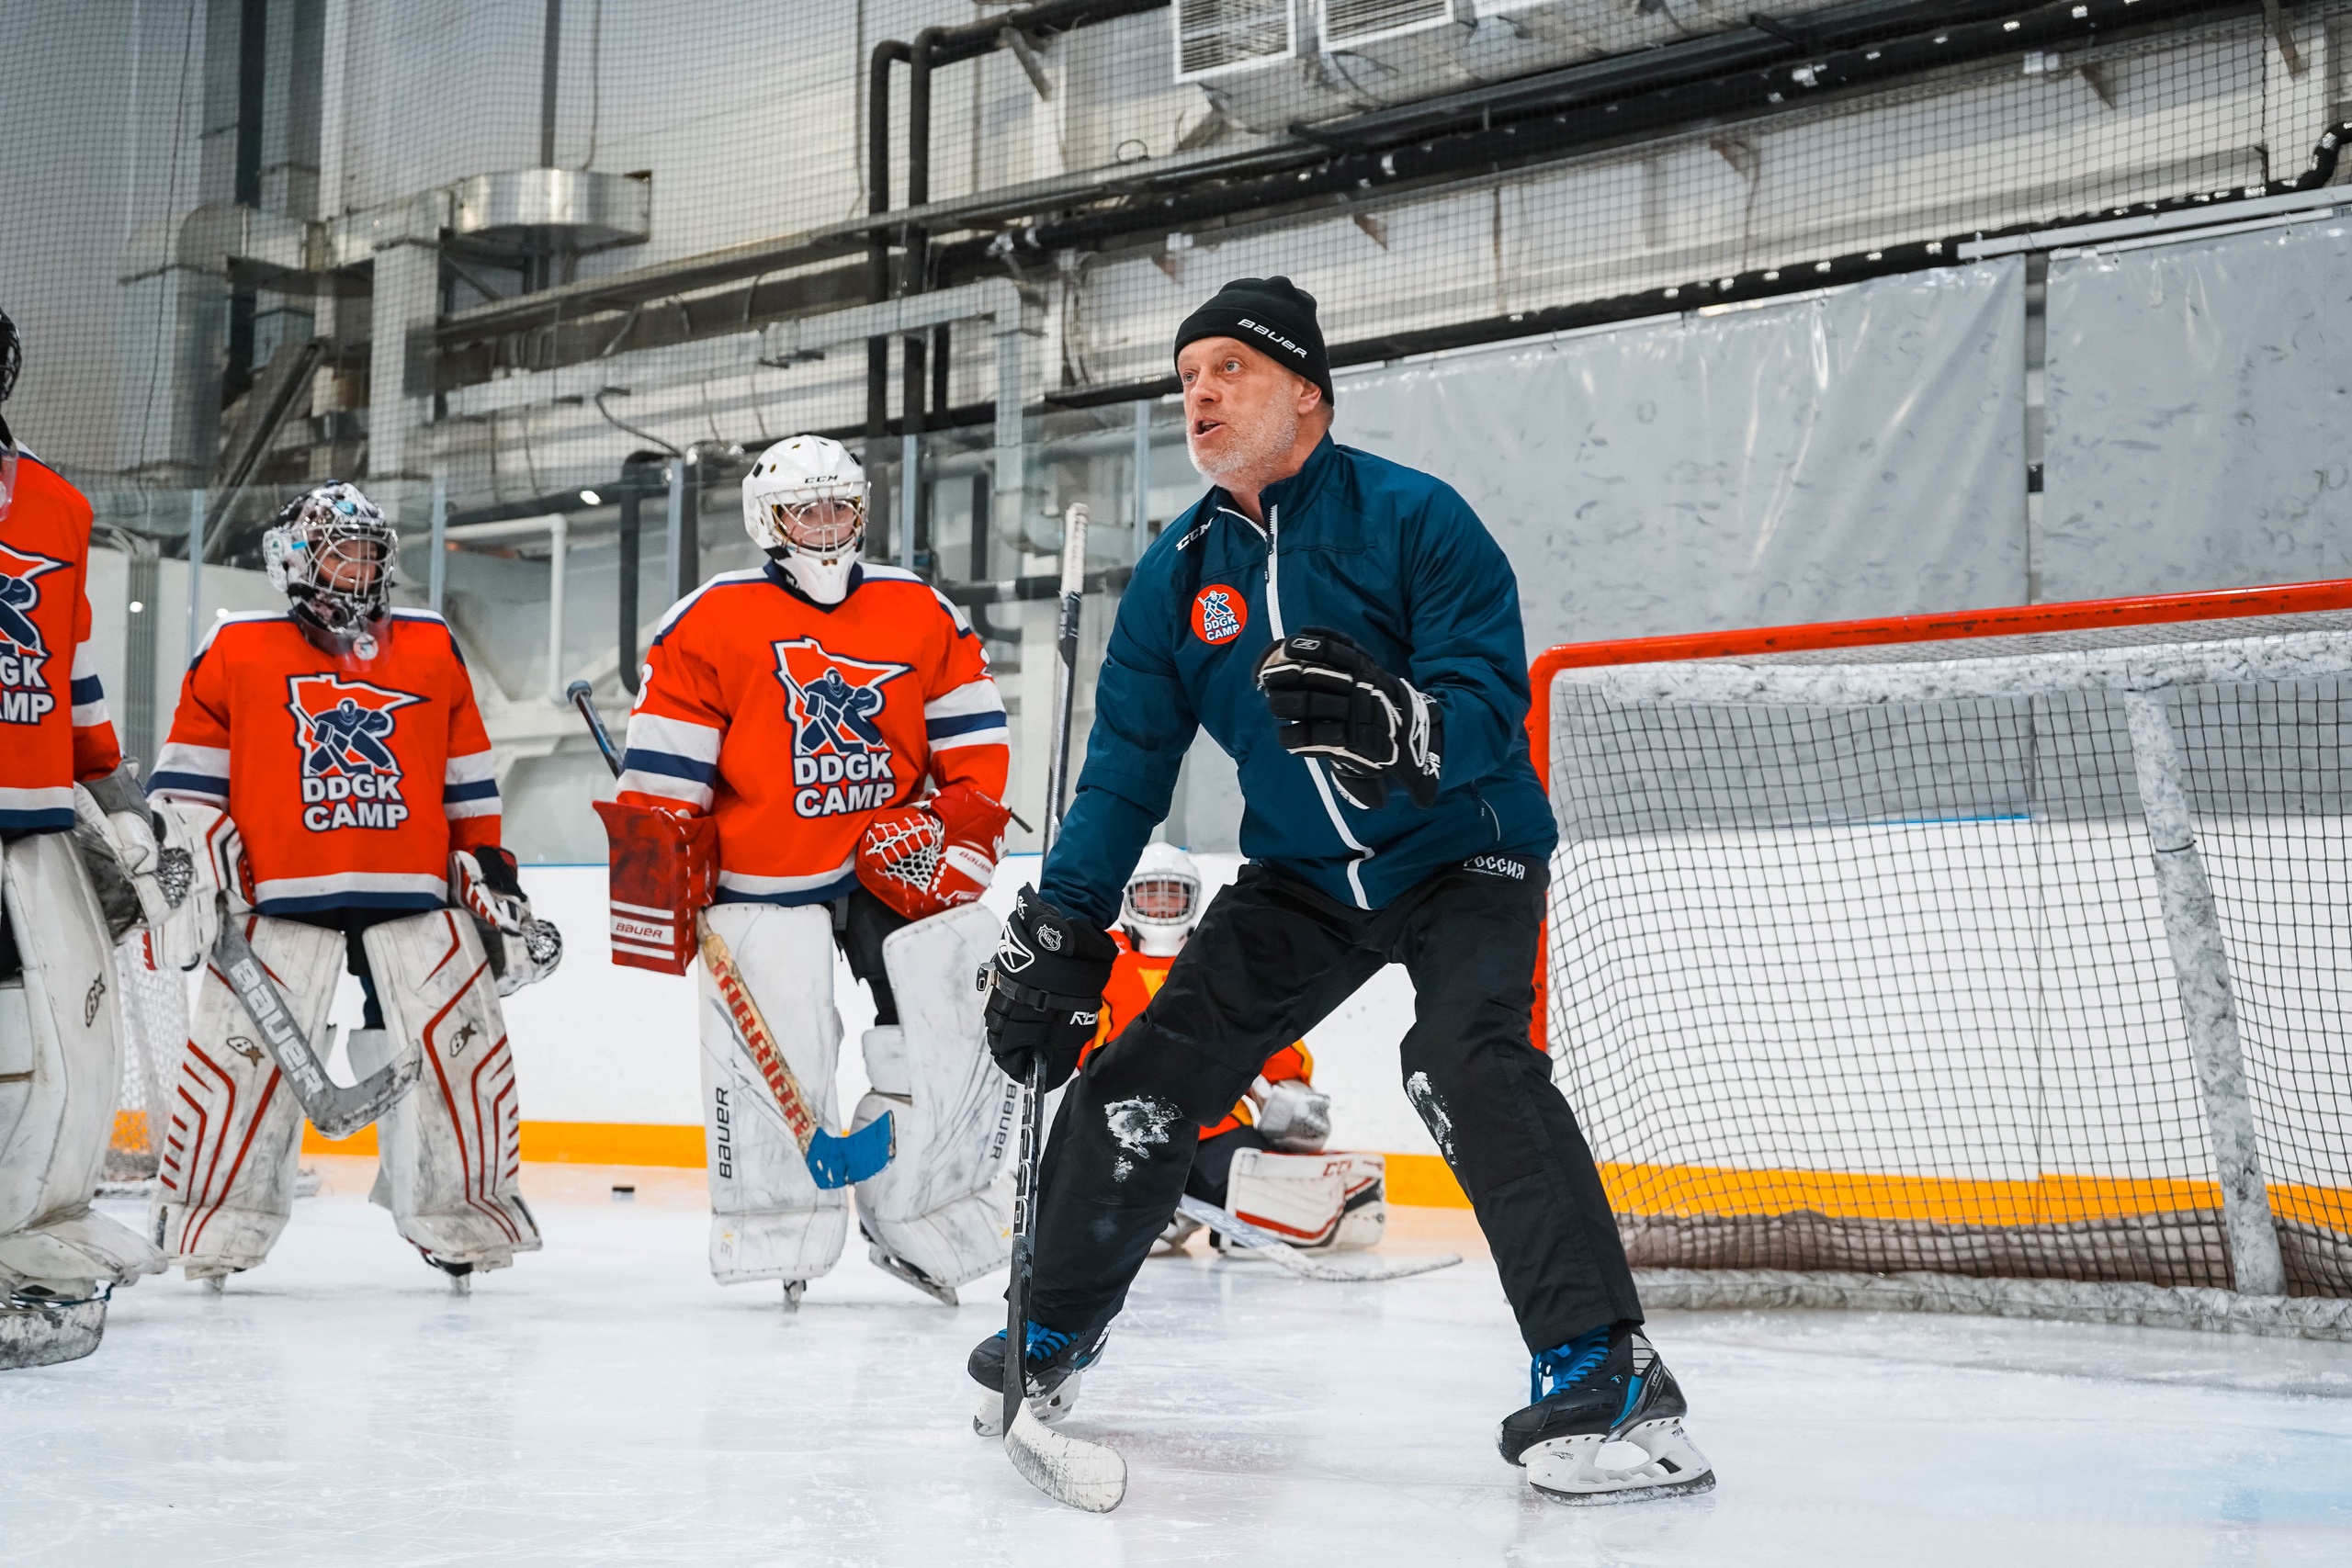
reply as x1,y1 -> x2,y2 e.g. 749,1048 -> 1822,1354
902,26 -> 944,449
866,37 -> 911,461
865,1 -> 1168,449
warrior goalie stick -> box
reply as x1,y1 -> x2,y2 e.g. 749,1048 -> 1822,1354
1001,503 -> 1127,1515
211,909 -> 421,1141
571,682 -> 894,1190
1175,1195 -> 1463,1283
698,919 -> 894,1187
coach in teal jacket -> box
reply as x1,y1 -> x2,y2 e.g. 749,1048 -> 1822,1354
1039,423 -> 1556,921
972,277 -> 1715,1506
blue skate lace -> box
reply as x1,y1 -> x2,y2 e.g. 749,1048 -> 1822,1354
1529,1326 -> 1611,1405
1025,1323 -> 1077,1364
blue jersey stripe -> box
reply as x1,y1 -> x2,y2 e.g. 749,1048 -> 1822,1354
147,769 -> 230,797
622,748 -> 716,784
925,710 -> 1005,739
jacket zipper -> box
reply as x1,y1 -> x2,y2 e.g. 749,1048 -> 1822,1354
1263,502 -> 1374,909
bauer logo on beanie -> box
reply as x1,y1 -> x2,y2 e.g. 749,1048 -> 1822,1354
1174,276 -> 1334,408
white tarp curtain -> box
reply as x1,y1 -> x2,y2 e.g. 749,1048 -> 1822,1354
1331,258 -> 2030,656
2042,216 -> 2352,601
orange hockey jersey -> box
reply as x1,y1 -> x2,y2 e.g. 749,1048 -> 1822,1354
1,449 -> 121,829
616,561 -> 1008,906
1085,936 -> 1313,1139
148,610 -> 499,914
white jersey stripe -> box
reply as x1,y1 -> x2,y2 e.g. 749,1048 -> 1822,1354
716,854 -> 857,897
922,677 -> 1005,721
624,713 -> 723,761
617,769 -> 714,811
253,871 -> 447,902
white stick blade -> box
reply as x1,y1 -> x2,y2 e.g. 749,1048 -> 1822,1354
1005,1404 -> 1125,1513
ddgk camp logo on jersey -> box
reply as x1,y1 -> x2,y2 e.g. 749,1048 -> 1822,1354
0,543 -> 68,726
1192,583 -> 1247,646
774,637 -> 912,818
286,673 -> 424,831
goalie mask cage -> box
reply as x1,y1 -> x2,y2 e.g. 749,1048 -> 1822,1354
1533,581 -> 2352,1337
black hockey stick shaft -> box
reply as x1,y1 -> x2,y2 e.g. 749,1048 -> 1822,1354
1007,502 -> 1089,1438
569,680 -> 624,779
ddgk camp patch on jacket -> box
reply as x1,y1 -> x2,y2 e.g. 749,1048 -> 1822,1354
286,672 -> 423,831
0,542 -> 66,725
773,636 -> 913,818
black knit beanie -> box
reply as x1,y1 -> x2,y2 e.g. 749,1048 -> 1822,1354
1173,276 -> 1333,408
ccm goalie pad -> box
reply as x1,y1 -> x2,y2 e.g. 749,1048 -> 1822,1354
154,913 -> 347,1279
592,800 -> 717,975
2,831 -> 166,1367
851,903 -> 1020,1303
1224,1148 -> 1386,1252
360,909 -> 541,1272
696,902 -> 849,1287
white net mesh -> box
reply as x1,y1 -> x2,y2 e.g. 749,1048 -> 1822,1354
1544,605 -> 2352,1303
105,931 -> 188,1189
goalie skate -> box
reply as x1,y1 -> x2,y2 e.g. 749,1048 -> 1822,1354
0,1287 -> 107,1370
1503,1327 -> 1716,1506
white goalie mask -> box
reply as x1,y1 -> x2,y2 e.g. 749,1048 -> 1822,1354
1121,841 -> 1202,957
742,434 -> 867,604
263,481 -> 395,659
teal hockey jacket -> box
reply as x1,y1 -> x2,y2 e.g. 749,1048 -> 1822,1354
1038,434 -> 1556,925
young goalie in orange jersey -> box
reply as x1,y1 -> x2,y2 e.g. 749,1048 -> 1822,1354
606,434 -> 1019,1307
1080,843 -> 1385,1255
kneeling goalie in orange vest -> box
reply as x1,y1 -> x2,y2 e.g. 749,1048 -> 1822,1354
1086,843 -> 1385,1255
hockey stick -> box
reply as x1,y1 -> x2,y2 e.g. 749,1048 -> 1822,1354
569,681 -> 894,1190
212,909 -> 421,1141
1176,1194 -> 1464,1283
699,919 -> 894,1187
1001,503 -> 1126,1515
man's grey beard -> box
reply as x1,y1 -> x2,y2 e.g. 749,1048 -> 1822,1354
1189,398 -> 1302,490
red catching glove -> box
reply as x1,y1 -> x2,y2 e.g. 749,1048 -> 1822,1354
855,783 -> 1012,922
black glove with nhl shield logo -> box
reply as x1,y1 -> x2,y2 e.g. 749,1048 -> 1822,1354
1255,626 -> 1443,811
983,886 -> 1118,1092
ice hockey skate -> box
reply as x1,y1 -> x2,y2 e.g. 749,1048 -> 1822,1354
967,1321 -> 1108,1438
1500,1325 -> 1715,1505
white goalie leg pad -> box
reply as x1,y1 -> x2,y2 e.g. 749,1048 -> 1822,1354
852,904 -> 1019,1292
361,908 -> 539,1269
152,914 -> 341,1277
698,903 -> 846,1285
0,832 -> 166,1298
1226,1148 -> 1388,1252
0,827 -> 168,1297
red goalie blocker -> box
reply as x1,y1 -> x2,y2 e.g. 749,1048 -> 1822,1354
591,799 -> 719,974
855,783 -> 1012,922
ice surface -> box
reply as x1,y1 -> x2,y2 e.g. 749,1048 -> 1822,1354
5,1164 -> 2348,1565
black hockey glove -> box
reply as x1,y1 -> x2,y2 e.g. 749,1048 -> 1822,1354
982,886 -> 1118,1092
1254,626 -> 1443,811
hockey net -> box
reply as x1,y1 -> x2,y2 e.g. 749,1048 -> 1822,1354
104,930 -> 188,1190
1535,581 -> 2352,1333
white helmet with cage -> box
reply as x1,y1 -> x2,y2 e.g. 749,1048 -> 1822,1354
263,481 -> 395,659
1121,841 -> 1202,957
742,434 -> 868,604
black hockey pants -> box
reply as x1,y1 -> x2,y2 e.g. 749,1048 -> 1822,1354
1028,856 -> 1643,1353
